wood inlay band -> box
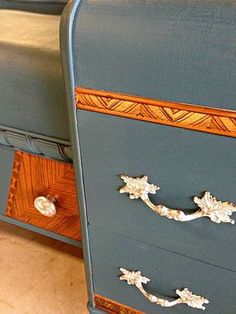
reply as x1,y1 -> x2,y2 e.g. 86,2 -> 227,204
75,87 -> 236,138
94,294 -> 144,314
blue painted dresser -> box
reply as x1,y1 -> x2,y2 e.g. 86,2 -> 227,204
61,1 -> 236,313
0,3 -> 82,247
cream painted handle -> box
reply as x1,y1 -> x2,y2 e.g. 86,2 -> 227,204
34,196 -> 56,217
120,175 -> 236,224
120,268 -> 209,310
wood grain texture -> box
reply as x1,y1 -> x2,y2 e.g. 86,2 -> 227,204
75,87 -> 236,138
94,295 -> 144,314
6,151 -> 81,241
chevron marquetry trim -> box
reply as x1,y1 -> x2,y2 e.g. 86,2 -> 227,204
75,88 -> 236,138
94,295 -> 144,314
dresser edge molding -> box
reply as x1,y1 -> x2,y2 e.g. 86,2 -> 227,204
94,294 -> 144,314
0,125 -> 72,162
75,87 -> 236,138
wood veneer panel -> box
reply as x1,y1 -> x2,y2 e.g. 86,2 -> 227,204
75,87 -> 236,138
6,151 -> 81,241
94,295 -> 144,314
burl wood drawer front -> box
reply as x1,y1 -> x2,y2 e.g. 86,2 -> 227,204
6,151 -> 81,241
0,146 -> 15,214
90,226 -> 236,314
77,111 -> 236,270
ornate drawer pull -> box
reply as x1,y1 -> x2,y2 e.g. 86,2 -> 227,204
34,196 -> 56,217
120,175 -> 236,224
120,268 -> 209,310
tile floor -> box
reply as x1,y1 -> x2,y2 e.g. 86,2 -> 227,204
0,221 -> 88,314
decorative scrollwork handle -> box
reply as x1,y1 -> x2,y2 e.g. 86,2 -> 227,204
119,175 -> 236,224
34,196 -> 56,217
120,268 -> 209,310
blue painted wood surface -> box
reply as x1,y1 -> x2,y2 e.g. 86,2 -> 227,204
0,146 -> 14,215
77,110 -> 236,271
0,10 -> 70,140
60,1 -> 236,312
90,226 -> 236,314
73,0 -> 236,110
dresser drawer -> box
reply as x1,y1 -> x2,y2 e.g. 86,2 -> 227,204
0,146 -> 15,214
89,226 -> 236,314
6,151 -> 81,241
77,111 -> 236,270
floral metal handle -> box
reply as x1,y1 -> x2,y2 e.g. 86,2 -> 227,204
120,268 -> 209,310
34,196 -> 56,217
120,175 -> 236,224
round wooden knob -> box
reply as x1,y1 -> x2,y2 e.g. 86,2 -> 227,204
34,196 -> 56,217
